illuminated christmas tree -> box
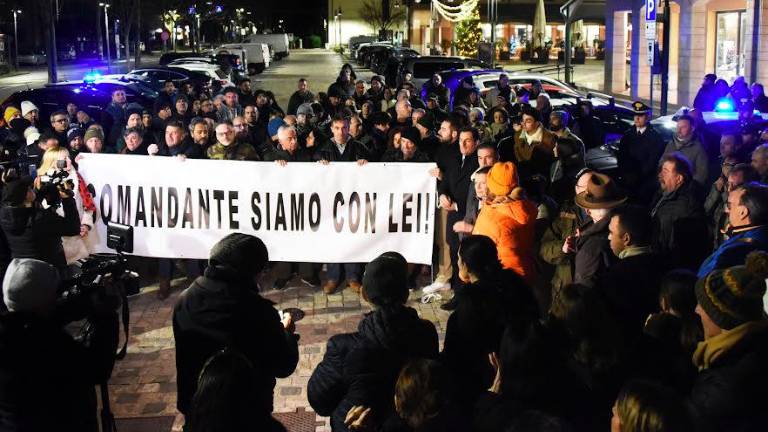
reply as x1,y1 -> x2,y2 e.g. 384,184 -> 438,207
455,6 -> 482,57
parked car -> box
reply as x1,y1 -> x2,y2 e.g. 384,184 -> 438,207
349,35 -> 378,57
243,34 -> 290,60
370,46 -> 420,86
1,77 -> 157,123
400,56 -> 492,89
125,66 -> 226,95
216,43 -> 270,75
159,52 -> 207,66
169,61 -> 235,89
356,42 -> 394,68
17,52 -> 47,66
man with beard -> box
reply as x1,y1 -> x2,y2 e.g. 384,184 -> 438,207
217,87 -> 244,123
243,104 -> 266,148
414,112 -> 440,160
287,78 -> 315,115
189,117 -> 212,157
237,77 -> 256,107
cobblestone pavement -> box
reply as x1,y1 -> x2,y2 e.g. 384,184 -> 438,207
109,275 -> 451,431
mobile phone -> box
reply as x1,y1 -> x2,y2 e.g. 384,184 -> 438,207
28,164 -> 37,178
56,160 -> 67,170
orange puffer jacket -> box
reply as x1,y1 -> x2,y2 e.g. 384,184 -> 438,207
472,198 -> 538,282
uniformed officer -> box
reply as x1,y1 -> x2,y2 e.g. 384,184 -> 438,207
617,101 -> 666,205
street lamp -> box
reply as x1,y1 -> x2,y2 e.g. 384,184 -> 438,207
12,9 -> 21,70
99,3 -> 111,72
335,7 -> 342,49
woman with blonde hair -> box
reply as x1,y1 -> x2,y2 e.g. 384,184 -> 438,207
35,147 -> 98,263
612,380 -> 692,432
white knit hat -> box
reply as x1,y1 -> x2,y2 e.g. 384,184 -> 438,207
2,258 -> 60,313
21,101 -> 39,117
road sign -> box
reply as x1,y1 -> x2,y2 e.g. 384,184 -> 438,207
646,0 -> 656,22
647,40 -> 655,66
645,22 -> 657,40
160,31 -> 170,42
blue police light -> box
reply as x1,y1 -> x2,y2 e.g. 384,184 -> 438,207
714,98 -> 735,112
84,71 -> 102,84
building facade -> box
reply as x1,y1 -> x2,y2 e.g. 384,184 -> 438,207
604,0 -> 768,106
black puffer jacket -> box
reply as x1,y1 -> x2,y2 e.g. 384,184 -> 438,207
0,198 -> 80,272
308,306 -> 438,432
173,266 -> 299,416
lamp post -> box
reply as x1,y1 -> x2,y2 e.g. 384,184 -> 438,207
99,3 -> 111,72
12,9 -> 21,70
336,7 -> 342,49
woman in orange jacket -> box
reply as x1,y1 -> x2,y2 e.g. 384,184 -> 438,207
472,161 -> 538,283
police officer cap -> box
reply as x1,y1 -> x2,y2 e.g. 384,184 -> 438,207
631,101 -> 651,116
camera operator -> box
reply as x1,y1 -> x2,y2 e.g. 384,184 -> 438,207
173,233 -> 299,424
0,168 -> 81,275
0,258 -> 119,431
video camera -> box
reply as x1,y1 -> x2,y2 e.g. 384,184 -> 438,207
59,222 -> 140,318
37,162 -> 75,206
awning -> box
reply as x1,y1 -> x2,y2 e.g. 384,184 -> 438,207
560,0 -> 606,23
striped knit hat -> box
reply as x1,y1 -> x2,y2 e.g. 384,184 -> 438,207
695,251 -> 768,330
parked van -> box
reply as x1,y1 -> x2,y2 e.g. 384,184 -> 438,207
244,34 -> 290,60
216,43 -> 271,75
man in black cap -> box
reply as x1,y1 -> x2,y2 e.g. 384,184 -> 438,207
382,126 -> 429,162
617,101 -> 666,205
173,233 -> 299,419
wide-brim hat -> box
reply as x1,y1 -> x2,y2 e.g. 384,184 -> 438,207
574,172 -> 627,209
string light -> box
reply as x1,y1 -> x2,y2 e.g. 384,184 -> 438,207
433,0 -> 479,22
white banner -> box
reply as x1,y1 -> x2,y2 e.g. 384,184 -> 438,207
77,154 -> 437,264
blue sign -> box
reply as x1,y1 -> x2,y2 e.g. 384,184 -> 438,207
646,0 -> 656,21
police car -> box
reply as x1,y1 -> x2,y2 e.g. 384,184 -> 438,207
1,72 -> 158,122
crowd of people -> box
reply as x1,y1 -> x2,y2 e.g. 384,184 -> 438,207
0,59 -> 767,432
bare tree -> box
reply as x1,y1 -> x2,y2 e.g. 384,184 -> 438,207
114,0 -> 140,60
358,0 -> 405,34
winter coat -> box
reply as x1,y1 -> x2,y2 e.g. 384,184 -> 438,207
704,182 -> 729,247
650,181 -> 709,269
698,225 -> 768,278
0,198 -> 81,272
287,90 -> 315,116
539,201 -> 589,295
501,127 -> 557,180
572,115 -> 605,149
308,306 -> 438,432
599,251 -> 667,336
263,146 -> 314,162
472,197 -> 538,282
173,267 -> 299,415
206,141 -> 259,161
437,145 -> 480,227
313,138 -> 369,162
693,84 -> 717,112
441,273 -> 538,409
662,136 -> 710,186
0,311 -> 118,432
573,217 -> 615,289
216,104 -> 244,124
688,321 -> 768,432
617,126 -> 666,205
